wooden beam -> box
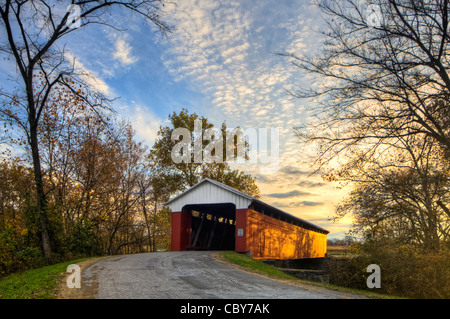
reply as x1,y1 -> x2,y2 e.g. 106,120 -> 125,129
207,216 -> 219,248
192,212 -> 206,247
219,218 -> 228,248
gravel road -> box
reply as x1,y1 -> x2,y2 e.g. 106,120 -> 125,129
73,251 -> 364,299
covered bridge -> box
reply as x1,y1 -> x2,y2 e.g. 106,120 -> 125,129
166,178 -> 328,260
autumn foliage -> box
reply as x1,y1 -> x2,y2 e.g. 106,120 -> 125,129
0,88 -> 172,277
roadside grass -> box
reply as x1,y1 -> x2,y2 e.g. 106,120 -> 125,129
0,258 -> 91,299
219,251 -> 397,299
220,251 -> 297,280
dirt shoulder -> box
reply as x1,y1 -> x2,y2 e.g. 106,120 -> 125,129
55,256 -> 111,299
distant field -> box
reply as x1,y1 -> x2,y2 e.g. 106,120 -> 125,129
327,246 -> 350,257
328,245 -> 348,251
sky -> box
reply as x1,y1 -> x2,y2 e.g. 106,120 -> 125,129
0,0 -> 356,240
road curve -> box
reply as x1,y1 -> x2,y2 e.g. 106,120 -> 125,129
76,251 -> 364,299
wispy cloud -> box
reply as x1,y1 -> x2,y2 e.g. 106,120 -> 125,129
271,200 -> 325,208
113,35 -> 138,65
161,1 -> 297,121
302,201 -> 324,207
266,190 -> 314,198
124,103 -> 161,145
280,166 -> 315,176
65,52 -> 111,96
160,1 -> 319,171
296,180 -> 324,188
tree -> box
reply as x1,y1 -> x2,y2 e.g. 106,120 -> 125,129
137,164 -> 177,252
334,134 -> 450,250
103,121 -> 148,254
0,0 -> 171,259
280,0 -> 450,238
275,0 -> 450,279
281,0 -> 450,170
0,163 -> 34,233
150,108 -> 260,198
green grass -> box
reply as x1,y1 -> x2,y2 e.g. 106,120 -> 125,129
220,251 -> 298,280
0,258 -> 91,299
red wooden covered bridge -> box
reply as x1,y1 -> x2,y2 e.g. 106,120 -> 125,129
166,178 -> 328,260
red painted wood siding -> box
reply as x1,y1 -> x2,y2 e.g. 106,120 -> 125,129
235,208 -> 248,252
171,211 -> 190,251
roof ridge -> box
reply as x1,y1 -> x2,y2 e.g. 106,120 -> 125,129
202,178 -> 255,200
165,178 -> 254,205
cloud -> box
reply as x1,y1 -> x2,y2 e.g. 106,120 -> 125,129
270,200 -> 325,208
158,1 -> 327,184
280,166 -> 314,176
125,104 -> 161,145
161,1 -> 290,123
296,180 -> 323,188
64,52 -> 111,96
113,36 -> 138,65
255,174 -> 276,183
266,189 -> 314,198
301,201 -> 324,206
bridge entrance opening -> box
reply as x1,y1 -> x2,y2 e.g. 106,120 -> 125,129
183,203 -> 236,251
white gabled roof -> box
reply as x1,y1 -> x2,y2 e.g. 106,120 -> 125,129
165,178 -> 254,212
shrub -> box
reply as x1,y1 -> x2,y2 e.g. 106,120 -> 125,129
0,228 -> 17,277
0,227 -> 45,277
349,240 -> 450,299
68,219 -> 102,257
17,247 -> 45,270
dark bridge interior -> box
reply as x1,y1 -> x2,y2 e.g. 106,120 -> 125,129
183,203 -> 236,250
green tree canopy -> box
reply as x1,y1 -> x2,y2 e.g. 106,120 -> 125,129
149,108 -> 260,198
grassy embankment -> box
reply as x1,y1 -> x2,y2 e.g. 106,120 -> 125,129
219,251 -> 297,280
0,258 -> 92,299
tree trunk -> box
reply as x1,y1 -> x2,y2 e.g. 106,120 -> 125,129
142,197 -> 153,252
30,118 -> 52,260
